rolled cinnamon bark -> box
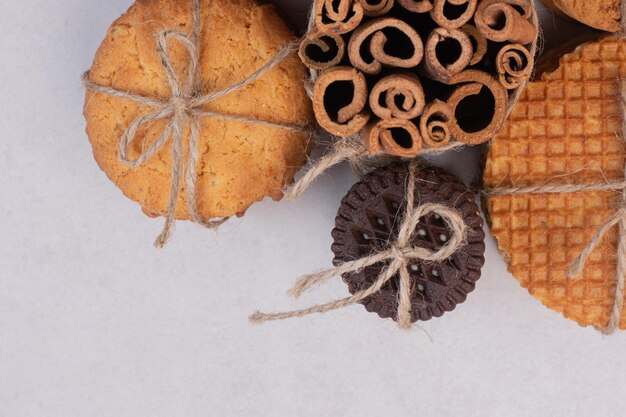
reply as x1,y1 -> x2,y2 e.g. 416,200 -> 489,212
299,31 -> 346,71
348,17 -> 424,74
313,66 -> 371,136
369,73 -> 426,119
397,0 -> 433,12
304,0 -> 539,152
420,99 -> 453,148
462,24 -> 488,66
365,118 -> 422,157
315,0 -> 364,34
496,44 -> 534,89
361,0 -> 395,16
430,0 -> 478,30
446,70 -> 508,145
422,28 -> 473,83
475,0 -> 537,44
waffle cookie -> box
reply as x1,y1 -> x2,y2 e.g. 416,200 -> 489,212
482,36 -> 626,330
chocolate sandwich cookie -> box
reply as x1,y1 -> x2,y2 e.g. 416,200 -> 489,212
331,162 -> 486,322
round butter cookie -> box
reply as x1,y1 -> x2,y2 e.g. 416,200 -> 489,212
84,0 -> 312,223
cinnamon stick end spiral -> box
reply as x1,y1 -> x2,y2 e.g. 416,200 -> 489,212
313,66 -> 371,136
299,31 -> 346,71
365,118 -> 422,157
369,72 -> 426,120
446,70 -> 508,145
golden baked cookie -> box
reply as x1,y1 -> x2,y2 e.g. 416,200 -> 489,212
542,0 -> 621,32
84,0 -> 312,222
483,36 -> 626,330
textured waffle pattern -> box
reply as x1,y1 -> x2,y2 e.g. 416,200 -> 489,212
483,37 -> 626,329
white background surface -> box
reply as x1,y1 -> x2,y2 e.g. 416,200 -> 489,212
1,1 -> 624,416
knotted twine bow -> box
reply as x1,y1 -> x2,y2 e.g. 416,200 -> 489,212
83,0 -> 309,248
251,161 -> 469,328
487,74 -> 626,334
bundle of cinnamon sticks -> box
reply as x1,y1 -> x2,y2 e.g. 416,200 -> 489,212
299,0 -> 537,157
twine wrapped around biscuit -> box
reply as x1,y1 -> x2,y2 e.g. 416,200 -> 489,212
486,3 -> 626,334
83,0 -> 309,248
486,68 -> 626,335
251,161 -> 469,328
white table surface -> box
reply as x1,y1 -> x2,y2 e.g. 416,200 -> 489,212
1,1 -> 624,416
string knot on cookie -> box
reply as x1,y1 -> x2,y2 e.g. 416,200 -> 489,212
389,245 -> 411,263
83,0 -> 309,248
251,162 -> 470,329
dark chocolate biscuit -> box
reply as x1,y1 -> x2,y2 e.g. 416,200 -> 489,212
331,162 -> 485,322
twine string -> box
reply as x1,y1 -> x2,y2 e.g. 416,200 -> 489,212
608,0 -> 626,336
251,161 -> 469,328
285,134 -> 365,201
286,134 -> 468,201
83,0 -> 308,247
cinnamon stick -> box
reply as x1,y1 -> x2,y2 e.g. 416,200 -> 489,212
397,0 -> 433,13
369,73 -> 426,119
305,0 -> 539,153
348,17 -> 424,74
315,0 -> 364,34
299,31 -> 346,71
430,0 -> 478,30
365,118 -> 422,157
419,99 -> 453,148
422,28 -> 472,83
445,69 -> 508,145
313,66 -> 371,136
462,24 -> 488,66
361,0 -> 395,16
475,0 -> 537,44
496,43 -> 534,89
